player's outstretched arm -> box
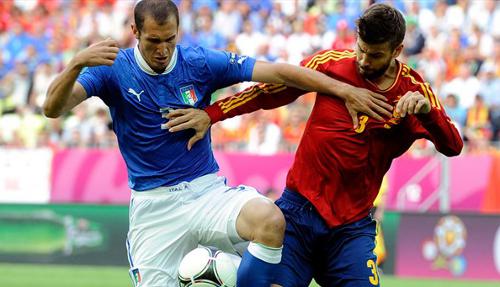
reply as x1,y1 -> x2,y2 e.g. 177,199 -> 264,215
166,83 -> 304,150
43,39 -> 119,118
166,74 -> 398,150
251,61 -> 394,127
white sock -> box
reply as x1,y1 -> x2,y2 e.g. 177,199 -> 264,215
247,242 -> 283,264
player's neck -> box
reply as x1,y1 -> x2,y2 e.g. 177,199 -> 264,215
366,60 -> 399,91
134,46 -> 178,75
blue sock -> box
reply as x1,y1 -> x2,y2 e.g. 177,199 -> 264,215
237,242 -> 282,287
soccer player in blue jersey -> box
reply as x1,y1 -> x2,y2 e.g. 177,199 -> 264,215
43,0 -> 392,286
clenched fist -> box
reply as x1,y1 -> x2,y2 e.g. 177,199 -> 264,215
395,91 -> 431,117
73,38 -> 120,68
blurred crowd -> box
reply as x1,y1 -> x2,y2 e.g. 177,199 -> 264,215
1,0 -> 500,155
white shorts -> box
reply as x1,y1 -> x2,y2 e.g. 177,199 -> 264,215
126,173 -> 266,287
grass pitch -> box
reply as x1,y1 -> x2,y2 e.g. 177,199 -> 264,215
1,263 -> 498,287
1,263 -> 130,287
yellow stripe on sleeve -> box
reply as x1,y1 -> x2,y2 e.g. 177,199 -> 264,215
401,67 -> 441,109
425,83 -> 441,109
304,50 -> 355,70
219,84 -> 284,110
219,84 -> 287,114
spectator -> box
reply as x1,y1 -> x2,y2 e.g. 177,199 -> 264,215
246,111 -> 281,155
178,0 -> 195,36
468,24 -> 494,60
464,95 -> 491,153
423,25 -> 447,57
444,0 -> 467,31
443,94 -> 467,130
286,19 -> 313,64
235,20 -> 265,57
403,16 -> 426,57
330,19 -> 355,51
0,0 -> 499,153
194,13 -> 226,50
281,104 -> 308,152
264,22 -> 286,60
441,63 -> 481,109
30,62 -> 57,109
479,63 -> 500,143
8,63 -> 32,108
417,48 -> 446,87
213,0 -> 242,40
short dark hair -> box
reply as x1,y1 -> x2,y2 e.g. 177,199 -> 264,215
356,3 -> 406,50
134,0 -> 179,32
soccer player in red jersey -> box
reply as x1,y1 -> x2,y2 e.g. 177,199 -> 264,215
166,3 -> 463,287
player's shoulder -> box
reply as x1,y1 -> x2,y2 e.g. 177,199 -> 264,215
177,45 -> 211,67
117,47 -> 134,61
301,49 -> 356,68
399,61 -> 428,86
106,48 -> 135,71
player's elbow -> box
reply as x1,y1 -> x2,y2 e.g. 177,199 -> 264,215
441,149 -> 461,157
439,139 -> 464,157
42,102 -> 62,118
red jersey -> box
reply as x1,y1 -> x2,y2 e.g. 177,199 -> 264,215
206,50 -> 463,227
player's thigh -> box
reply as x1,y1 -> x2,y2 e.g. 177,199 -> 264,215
127,194 -> 197,287
314,216 -> 379,287
272,195 -> 319,287
273,228 -> 314,287
192,184 -> 264,253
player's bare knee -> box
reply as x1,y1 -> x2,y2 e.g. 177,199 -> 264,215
238,198 -> 285,246
252,200 -> 285,245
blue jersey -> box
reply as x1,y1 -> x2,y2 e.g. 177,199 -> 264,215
77,45 -> 256,191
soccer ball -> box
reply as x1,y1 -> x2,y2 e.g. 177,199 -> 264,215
178,246 -> 240,287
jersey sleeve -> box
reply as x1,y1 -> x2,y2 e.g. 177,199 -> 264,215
77,65 -> 114,105
300,50 -> 328,72
204,48 -> 256,89
205,50 -> 352,124
205,50 -> 343,124
405,69 -> 463,156
205,83 -> 304,124
300,49 -> 353,73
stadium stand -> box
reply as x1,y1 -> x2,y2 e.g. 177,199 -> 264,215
1,0 -> 499,154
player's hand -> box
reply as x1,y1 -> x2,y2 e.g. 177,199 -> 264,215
72,38 -> 119,67
395,91 -> 431,117
164,108 -> 211,150
341,87 -> 393,129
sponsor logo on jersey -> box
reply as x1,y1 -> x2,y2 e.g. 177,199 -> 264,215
128,88 -> 144,102
229,53 -> 248,65
180,85 -> 198,105
237,55 -> 248,64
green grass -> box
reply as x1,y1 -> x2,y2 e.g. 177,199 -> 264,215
1,263 -> 499,287
1,263 -> 131,287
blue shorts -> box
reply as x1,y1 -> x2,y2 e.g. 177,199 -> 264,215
274,189 -> 380,287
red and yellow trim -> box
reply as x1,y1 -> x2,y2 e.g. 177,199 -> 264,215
218,83 -> 287,114
304,50 -> 355,71
401,65 -> 441,109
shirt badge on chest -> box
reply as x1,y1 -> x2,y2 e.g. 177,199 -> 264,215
179,85 -> 198,105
